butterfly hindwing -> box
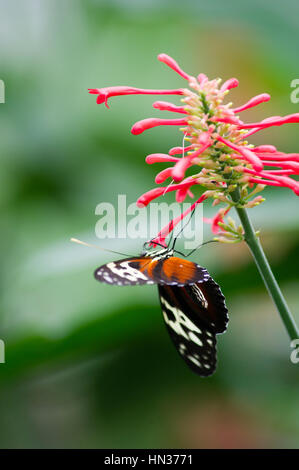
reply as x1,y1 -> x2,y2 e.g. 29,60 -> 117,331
194,277 -> 229,333
158,279 -> 228,376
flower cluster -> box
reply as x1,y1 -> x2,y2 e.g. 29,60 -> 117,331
89,53 -> 299,245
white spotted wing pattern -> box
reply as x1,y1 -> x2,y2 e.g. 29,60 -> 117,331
95,260 -> 155,286
158,279 -> 228,376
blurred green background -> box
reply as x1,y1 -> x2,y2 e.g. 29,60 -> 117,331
0,0 -> 298,449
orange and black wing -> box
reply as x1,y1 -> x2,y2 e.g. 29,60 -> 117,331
158,278 -> 228,376
94,256 -> 209,286
151,257 -> 210,286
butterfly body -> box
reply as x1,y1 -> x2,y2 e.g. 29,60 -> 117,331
94,248 -> 228,377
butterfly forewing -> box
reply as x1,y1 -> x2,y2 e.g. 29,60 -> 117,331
94,255 -> 210,286
150,256 -> 210,286
94,257 -> 155,286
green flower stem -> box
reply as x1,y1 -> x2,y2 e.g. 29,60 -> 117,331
231,189 -> 299,341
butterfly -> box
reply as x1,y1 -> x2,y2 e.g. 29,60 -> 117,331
94,245 -> 229,377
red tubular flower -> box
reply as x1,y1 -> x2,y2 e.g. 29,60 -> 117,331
233,93 -> 271,113
241,168 -> 299,195
88,86 -> 184,108
158,53 -> 193,81
171,157 -> 194,182
152,101 -> 187,114
262,160 -> 299,173
237,113 -> 299,130
197,73 -> 208,84
90,52 -> 299,243
145,153 -> 180,164
155,167 -> 173,184
220,78 -> 239,92
242,167 -> 293,177
259,174 -> 299,195
169,145 -> 194,155
131,117 -> 188,135
257,152 -> 299,162
204,207 -> 231,234
137,178 -> 198,207
212,116 -> 243,125
248,177 -> 281,188
238,127 -> 263,141
253,145 -> 277,153
171,140 -> 212,181
216,135 -> 263,171
176,187 -> 190,203
266,170 -> 294,175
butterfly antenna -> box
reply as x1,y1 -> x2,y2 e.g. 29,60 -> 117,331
171,207 -> 196,251
70,238 -> 134,257
165,219 -> 175,247
184,239 -> 218,258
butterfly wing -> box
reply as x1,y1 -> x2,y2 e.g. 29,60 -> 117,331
150,256 -> 210,286
94,255 -> 210,286
94,257 -> 156,286
158,278 -> 228,376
